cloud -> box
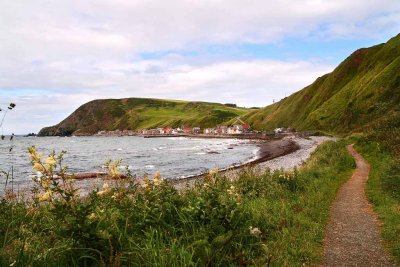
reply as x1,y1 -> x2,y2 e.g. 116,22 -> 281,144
0,0 -> 399,133
2,58 -> 333,134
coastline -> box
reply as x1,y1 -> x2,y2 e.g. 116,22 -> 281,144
1,135 -> 335,197
171,136 -> 335,188
62,135 -> 331,185
170,137 -> 300,188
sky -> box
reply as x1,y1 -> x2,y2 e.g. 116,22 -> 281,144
1,0 -> 400,134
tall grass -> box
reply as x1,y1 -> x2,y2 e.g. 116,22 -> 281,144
353,118 -> 400,264
0,140 -> 354,266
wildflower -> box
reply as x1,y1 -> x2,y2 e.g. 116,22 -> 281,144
97,183 -> 112,196
236,193 -> 242,204
45,155 -> 56,168
108,161 -> 121,178
33,162 -> 45,173
249,226 -> 262,236
87,213 -> 97,220
38,190 -> 53,202
111,192 -> 123,200
209,168 -> 219,176
153,171 -> 162,186
227,185 -> 236,195
29,147 -> 43,162
142,176 -> 150,189
42,179 -> 50,190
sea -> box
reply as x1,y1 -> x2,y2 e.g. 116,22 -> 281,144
0,136 -> 260,191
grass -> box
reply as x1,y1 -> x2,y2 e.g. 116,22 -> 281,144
38,98 -> 251,136
0,140 -> 354,266
242,34 -> 400,133
353,133 -> 400,264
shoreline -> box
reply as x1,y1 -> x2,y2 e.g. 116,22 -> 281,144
69,136 -> 298,182
1,135 -> 334,196
170,137 -> 300,187
170,135 -> 336,188
55,135 -> 325,183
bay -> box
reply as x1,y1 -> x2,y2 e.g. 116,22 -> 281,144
0,136 -> 259,191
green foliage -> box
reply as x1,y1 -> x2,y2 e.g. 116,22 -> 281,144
353,134 -> 400,263
38,98 -> 249,136
0,140 -> 354,266
242,34 -> 400,133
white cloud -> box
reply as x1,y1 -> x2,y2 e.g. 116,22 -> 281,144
0,0 -> 399,133
2,59 -> 333,134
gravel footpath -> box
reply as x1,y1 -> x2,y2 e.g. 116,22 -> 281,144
323,145 -> 396,266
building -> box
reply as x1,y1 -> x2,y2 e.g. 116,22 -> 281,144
192,127 -> 201,134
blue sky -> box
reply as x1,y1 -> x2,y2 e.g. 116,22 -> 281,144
0,0 -> 400,134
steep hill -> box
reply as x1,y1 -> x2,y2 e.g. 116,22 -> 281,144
38,98 -> 250,136
241,34 -> 400,133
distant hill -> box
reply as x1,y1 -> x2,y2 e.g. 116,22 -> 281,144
240,34 -> 400,134
38,98 -> 251,136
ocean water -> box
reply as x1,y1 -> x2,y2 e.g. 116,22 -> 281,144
0,136 -> 259,191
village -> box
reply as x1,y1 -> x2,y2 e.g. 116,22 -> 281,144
95,124 -> 252,137
95,124 -> 295,137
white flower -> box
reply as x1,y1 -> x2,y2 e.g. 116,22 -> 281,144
249,226 -> 262,236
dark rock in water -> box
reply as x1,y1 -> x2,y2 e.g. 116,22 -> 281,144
207,151 -> 220,154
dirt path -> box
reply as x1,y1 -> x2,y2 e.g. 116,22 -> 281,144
323,145 -> 396,266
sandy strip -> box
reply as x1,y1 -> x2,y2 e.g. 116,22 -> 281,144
172,136 -> 335,189
255,136 -> 336,172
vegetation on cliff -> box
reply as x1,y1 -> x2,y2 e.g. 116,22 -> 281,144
240,34 -> 400,133
39,98 -> 251,136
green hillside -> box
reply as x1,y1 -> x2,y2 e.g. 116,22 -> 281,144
38,98 -> 250,136
241,34 -> 400,134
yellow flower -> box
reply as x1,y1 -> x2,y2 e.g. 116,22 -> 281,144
97,183 -> 112,196
45,156 -> 56,168
33,162 -> 45,173
111,192 -> 122,200
38,191 -> 53,202
42,179 -> 50,190
108,161 -> 121,178
87,213 -> 97,219
142,177 -> 150,189
153,171 -> 162,186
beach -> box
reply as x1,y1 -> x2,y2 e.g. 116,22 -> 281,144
172,135 -> 335,188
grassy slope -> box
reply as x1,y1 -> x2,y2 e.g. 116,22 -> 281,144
0,140 -> 354,266
241,34 -> 400,133
39,98 -> 250,136
239,34 -> 400,263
